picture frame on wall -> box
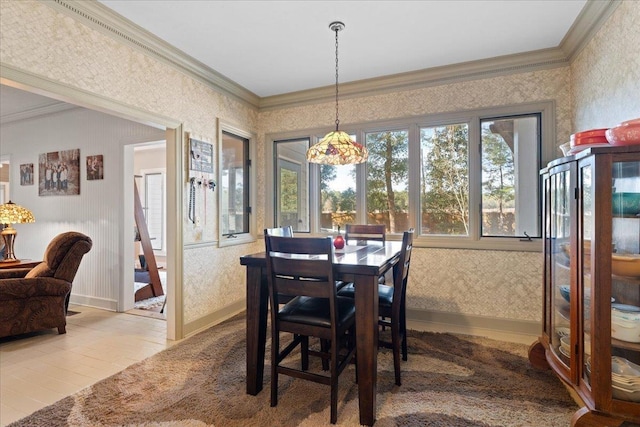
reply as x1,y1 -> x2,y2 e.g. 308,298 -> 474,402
38,149 -> 80,196
87,155 -> 104,180
189,138 -> 214,173
20,163 -> 34,186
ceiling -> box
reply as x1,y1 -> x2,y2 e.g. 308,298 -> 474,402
1,0 -> 589,119
98,0 -> 588,97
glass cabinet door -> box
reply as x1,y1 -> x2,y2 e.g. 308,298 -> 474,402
550,166 -> 572,367
580,163 -> 593,387
610,159 -> 640,403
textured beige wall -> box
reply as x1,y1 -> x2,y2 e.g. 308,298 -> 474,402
571,0 -> 640,130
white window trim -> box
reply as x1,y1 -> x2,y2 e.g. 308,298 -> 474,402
217,119 -> 256,248
266,101 -> 555,252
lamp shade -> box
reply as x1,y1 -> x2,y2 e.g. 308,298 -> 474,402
0,201 -> 35,225
306,131 -> 368,165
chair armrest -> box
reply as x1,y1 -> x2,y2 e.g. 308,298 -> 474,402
0,278 -> 71,300
0,268 -> 32,279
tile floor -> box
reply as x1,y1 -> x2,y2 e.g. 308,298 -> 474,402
0,305 -> 173,426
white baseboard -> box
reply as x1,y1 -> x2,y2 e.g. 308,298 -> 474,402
69,294 -> 118,311
182,299 -> 245,338
407,308 -> 541,345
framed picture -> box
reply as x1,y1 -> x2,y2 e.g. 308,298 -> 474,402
189,138 -> 214,173
87,155 -> 104,180
38,149 -> 80,196
20,163 -> 34,186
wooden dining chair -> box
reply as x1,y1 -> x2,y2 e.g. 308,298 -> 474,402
344,223 -> 385,245
265,235 -> 357,424
338,228 -> 414,386
345,224 -> 387,283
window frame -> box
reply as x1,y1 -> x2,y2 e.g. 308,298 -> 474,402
273,137 -> 311,233
141,168 -> 166,254
266,101 -> 555,251
479,112 -> 542,239
217,119 -> 256,248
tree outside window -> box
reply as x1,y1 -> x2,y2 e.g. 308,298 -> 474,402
365,130 -> 409,233
420,124 -> 470,235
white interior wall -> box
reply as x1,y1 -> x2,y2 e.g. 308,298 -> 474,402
0,107 -> 165,311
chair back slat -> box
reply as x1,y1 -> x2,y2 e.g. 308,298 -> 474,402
264,226 -> 294,237
265,236 -> 336,300
345,224 -> 385,245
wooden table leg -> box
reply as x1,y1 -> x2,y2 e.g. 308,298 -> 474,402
354,273 -> 379,426
246,265 -> 268,395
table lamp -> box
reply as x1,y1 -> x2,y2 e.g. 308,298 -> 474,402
0,200 -> 35,262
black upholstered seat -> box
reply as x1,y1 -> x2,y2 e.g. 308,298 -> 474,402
278,295 -> 355,328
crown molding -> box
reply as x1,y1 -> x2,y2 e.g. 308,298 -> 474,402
559,0 -> 621,61
39,0 -> 621,113
45,0 -> 260,109
259,47 -> 569,111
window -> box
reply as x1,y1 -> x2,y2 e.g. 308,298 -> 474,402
365,130 -> 409,233
420,123 -> 469,235
268,101 -> 552,251
320,162 -> 356,232
318,133 -> 357,233
481,115 -> 540,238
218,120 -> 255,247
143,170 -> 165,252
274,138 -> 310,232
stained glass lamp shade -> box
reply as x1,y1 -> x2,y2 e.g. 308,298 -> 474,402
0,201 -> 35,262
306,130 -> 368,165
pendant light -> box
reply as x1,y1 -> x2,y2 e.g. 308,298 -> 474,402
306,21 -> 368,165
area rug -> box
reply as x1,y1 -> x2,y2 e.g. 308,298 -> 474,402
9,314 -> 579,426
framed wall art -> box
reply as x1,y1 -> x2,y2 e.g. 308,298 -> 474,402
38,149 -> 80,196
87,155 -> 104,180
20,163 -> 34,186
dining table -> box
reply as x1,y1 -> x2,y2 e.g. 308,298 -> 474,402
240,240 -> 402,426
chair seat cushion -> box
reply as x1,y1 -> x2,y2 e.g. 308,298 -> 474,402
337,283 -> 394,307
279,295 -> 355,328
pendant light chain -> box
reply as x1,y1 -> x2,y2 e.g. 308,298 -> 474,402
306,21 -> 367,165
334,24 -> 340,131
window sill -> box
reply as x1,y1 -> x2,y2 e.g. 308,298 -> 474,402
218,234 -> 256,248
412,236 -> 542,252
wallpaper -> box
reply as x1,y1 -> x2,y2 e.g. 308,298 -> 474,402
571,0 -> 640,130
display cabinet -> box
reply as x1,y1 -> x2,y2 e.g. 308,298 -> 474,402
529,145 -> 640,426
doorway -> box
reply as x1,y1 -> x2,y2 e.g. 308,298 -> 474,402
0,82 -> 181,339
128,141 -> 168,320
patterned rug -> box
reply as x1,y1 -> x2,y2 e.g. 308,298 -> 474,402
9,314 -> 579,426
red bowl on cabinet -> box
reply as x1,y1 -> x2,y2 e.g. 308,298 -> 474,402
570,128 -> 609,147
606,118 -> 640,146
